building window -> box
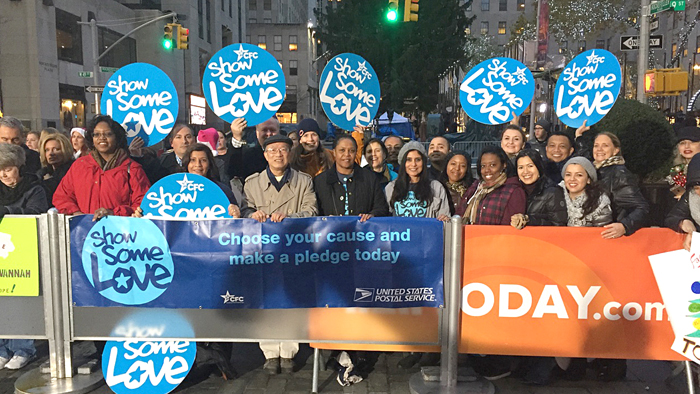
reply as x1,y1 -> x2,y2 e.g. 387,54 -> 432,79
466,2 -> 472,11
258,35 -> 266,50
98,27 -> 136,68
559,40 -> 567,54
198,0 -> 204,39
290,60 -> 298,76
578,40 -> 586,53
465,27 -> 471,35
517,0 -> 525,9
263,18 -> 272,23
55,9 -> 83,64
481,0 -> 489,11
229,0 -> 232,18
221,0 -> 224,11
289,35 -> 298,51
696,36 -> 700,53
673,43 -> 678,57
249,0 -> 256,10
264,0 -> 271,10
685,48 -> 689,57
480,21 -> 488,35
248,18 -> 257,23
499,0 -> 507,11
206,0 -> 211,43
498,21 -> 506,34
274,35 -> 282,51
596,39 -> 606,49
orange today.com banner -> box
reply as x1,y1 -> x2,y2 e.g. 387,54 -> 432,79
312,226 -> 685,360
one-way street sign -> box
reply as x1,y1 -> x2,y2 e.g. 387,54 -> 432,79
85,86 -> 104,94
620,35 -> 664,51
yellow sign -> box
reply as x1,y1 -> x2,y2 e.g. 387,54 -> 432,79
0,217 -> 39,296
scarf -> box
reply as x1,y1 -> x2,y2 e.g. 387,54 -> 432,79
594,155 -> 625,169
462,172 -> 507,225
447,181 -> 468,198
0,174 -> 39,206
90,148 -> 129,171
267,167 -> 291,192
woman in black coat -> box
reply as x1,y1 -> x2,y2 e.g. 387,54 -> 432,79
510,149 -> 567,228
37,133 -> 74,206
666,153 -> 700,250
314,135 -> 390,219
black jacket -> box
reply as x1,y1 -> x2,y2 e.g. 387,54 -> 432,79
133,153 -> 171,185
38,161 -> 73,207
22,145 -> 41,175
665,190 -> 697,232
543,157 -> 569,184
598,164 -> 649,235
526,178 -> 567,226
228,144 -> 268,183
314,164 -> 390,217
158,151 -> 184,175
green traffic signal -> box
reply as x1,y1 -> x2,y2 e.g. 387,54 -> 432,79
386,9 -> 398,21
162,39 -> 173,50
386,0 -> 399,22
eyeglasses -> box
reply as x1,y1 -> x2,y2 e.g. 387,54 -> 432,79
93,132 -> 114,139
265,147 -> 289,154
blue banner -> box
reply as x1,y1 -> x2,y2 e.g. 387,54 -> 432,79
554,49 -> 621,128
459,57 -> 535,125
202,43 -> 286,126
140,173 -> 231,219
70,216 -> 444,309
101,63 -> 179,146
319,53 -> 381,131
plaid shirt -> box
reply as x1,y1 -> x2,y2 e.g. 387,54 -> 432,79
457,177 -> 527,225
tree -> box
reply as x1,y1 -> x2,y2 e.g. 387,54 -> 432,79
314,0 -> 473,113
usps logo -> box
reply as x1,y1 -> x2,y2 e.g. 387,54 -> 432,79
354,288 -> 375,302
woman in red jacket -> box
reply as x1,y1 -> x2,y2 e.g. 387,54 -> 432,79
53,115 -> 150,220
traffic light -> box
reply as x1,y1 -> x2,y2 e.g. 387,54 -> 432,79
665,69 -> 689,93
163,23 -> 174,50
644,68 -> 688,96
644,71 -> 658,94
403,0 -> 419,22
386,0 -> 399,22
176,25 -> 189,50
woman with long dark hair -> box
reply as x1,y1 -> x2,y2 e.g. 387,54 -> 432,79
457,146 -> 526,225
510,149 -> 567,228
560,157 -> 612,227
384,141 -> 450,219
439,151 -> 475,212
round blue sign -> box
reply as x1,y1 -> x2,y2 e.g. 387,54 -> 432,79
141,173 -> 231,219
319,53 -> 381,131
102,340 -> 197,394
101,63 -> 179,146
459,57 -> 535,125
81,216 -> 174,306
202,43 -> 286,126
554,49 -> 622,128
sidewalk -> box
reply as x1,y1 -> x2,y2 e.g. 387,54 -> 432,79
1,342 -> 693,393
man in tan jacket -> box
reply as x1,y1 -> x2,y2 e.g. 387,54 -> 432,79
243,133 -> 317,374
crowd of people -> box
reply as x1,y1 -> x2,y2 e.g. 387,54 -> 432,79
0,111 -> 697,385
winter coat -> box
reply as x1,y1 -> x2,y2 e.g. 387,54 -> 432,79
528,138 -> 547,160
597,164 -> 649,235
385,179 -> 451,218
228,144 -> 268,184
314,164 -> 390,217
158,151 -> 184,175
0,174 -> 48,216
525,178 -> 567,226
132,153 -> 170,185
456,177 -> 527,225
665,189 -> 700,232
52,155 -> 150,216
22,145 -> 41,175
243,168 -> 318,217
38,161 -> 73,207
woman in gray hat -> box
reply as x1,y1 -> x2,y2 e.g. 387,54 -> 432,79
560,157 -> 612,227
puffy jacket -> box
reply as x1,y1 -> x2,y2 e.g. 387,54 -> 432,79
597,164 -> 649,235
525,178 -> 567,226
53,155 -> 150,216
314,164 -> 390,217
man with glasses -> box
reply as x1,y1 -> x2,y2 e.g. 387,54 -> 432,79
242,133 -> 317,374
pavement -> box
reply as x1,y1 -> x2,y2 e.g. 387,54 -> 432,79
0,341 -> 694,394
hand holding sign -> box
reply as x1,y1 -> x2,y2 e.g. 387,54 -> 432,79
202,43 -> 286,126
554,49 -> 622,128
459,58 -> 535,125
319,53 -> 381,131
101,63 -> 179,146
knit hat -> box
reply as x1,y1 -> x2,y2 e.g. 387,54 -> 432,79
398,140 -> 427,166
297,118 -> 321,137
677,126 -> 700,144
562,156 -> 597,182
197,128 -> 219,156
687,154 -> 700,187
262,133 -> 293,149
70,127 -> 86,138
535,119 -> 551,133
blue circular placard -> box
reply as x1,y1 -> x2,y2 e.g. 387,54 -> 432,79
202,43 -> 286,126
81,216 -> 174,306
101,63 -> 179,146
319,53 -> 381,131
459,57 -> 535,125
102,340 -> 197,394
141,173 -> 231,219
554,49 -> 622,128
